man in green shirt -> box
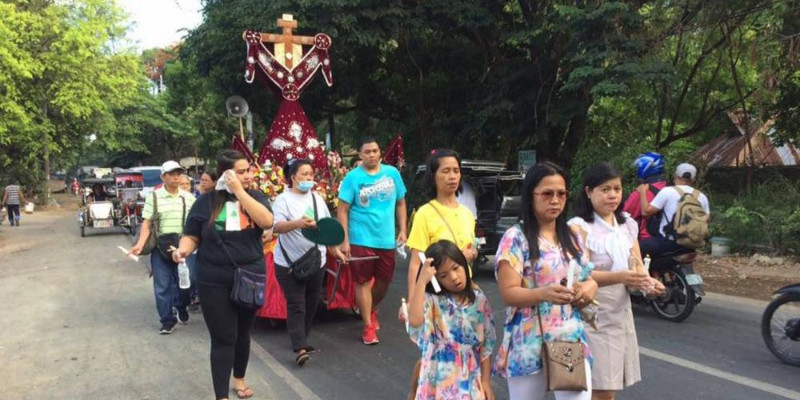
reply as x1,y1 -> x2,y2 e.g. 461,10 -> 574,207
130,161 -> 196,334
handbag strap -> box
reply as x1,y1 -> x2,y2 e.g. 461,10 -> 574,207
429,201 -> 459,243
529,236 -> 550,377
277,193 -> 319,266
211,223 -> 241,269
150,191 -> 159,235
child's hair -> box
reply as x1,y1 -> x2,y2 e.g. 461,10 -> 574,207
417,240 -> 476,303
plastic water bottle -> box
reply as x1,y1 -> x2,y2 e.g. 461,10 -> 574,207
396,241 -> 407,259
401,297 -> 409,332
178,260 -> 191,289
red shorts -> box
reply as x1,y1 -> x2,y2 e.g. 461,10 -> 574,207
349,245 -> 396,284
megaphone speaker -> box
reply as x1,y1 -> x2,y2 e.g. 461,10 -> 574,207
226,96 -> 250,117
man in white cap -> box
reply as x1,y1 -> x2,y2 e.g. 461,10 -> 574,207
637,163 -> 710,257
130,160 -> 196,334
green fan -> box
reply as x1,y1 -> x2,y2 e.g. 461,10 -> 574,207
302,217 -> 345,246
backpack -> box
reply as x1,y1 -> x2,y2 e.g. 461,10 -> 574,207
666,187 -> 709,249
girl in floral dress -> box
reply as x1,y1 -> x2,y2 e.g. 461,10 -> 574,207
494,162 -> 599,400
408,240 -> 496,400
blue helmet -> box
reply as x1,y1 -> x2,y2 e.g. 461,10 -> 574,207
633,152 -> 664,179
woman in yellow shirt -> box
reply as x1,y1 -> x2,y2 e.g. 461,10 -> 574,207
403,148 -> 480,399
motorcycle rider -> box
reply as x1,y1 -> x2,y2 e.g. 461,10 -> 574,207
637,163 -> 710,258
623,152 -> 668,241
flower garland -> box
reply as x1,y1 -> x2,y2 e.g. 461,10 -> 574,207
252,150 -> 349,210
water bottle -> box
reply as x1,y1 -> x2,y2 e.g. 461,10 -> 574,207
178,260 -> 191,289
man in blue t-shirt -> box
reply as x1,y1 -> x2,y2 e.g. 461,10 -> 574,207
338,137 -> 407,345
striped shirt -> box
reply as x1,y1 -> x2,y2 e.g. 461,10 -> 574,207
4,185 -> 21,205
142,187 -> 196,235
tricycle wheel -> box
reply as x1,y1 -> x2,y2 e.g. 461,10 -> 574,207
127,215 -> 138,235
80,226 -> 85,237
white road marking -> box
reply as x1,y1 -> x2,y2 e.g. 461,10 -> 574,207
250,339 -> 322,400
640,347 -> 800,400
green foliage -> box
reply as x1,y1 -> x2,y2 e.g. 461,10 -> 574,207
0,0 -> 144,195
711,179 -> 800,254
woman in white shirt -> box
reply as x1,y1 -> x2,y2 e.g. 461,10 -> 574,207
568,162 -> 663,400
272,159 -> 346,366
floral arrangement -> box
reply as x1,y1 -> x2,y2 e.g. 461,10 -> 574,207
253,160 -> 285,201
252,150 -> 349,209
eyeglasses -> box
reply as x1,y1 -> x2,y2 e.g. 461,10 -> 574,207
533,190 -> 568,201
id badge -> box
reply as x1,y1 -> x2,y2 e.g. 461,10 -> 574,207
225,201 -> 242,231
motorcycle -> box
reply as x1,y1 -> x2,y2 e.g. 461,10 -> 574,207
631,251 -> 705,322
761,283 -> 800,366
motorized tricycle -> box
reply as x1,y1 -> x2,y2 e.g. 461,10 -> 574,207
77,170 -> 144,237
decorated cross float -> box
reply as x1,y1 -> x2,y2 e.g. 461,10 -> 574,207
235,15 -> 405,321
240,14 -> 356,320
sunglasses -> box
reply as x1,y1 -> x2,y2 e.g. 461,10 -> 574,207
533,190 -> 568,201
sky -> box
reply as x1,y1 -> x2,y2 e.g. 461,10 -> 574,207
117,0 -> 204,51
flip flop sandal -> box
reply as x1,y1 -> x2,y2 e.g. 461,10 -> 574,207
296,351 -> 310,366
234,386 -> 254,399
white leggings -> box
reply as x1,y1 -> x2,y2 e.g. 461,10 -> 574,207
507,359 -> 592,400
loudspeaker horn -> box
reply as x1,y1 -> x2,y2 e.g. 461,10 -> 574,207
226,96 -> 249,117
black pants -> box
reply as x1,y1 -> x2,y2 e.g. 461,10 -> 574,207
274,264 -> 325,352
6,204 -> 19,225
198,282 -> 257,400
640,236 -> 689,259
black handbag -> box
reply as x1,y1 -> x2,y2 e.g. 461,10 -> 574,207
156,195 -> 187,260
211,221 -> 267,309
278,194 -> 322,281
230,267 -> 266,309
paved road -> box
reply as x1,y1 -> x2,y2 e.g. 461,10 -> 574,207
251,259 -> 800,400
2,204 -> 799,400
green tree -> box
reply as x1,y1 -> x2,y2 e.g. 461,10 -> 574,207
0,0 -> 143,201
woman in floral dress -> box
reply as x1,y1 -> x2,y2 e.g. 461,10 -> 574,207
494,162 -> 599,400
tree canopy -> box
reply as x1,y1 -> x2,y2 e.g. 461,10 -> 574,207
2,0 -> 799,197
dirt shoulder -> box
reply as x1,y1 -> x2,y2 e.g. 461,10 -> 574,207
697,253 -> 799,301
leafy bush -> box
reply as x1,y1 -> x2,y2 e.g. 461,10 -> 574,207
711,179 -> 800,255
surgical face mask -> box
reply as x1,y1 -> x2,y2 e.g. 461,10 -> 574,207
297,180 -> 315,192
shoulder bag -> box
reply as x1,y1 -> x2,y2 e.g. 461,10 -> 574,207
156,195 -> 187,260
278,193 -> 322,281
532,247 -> 587,392
211,220 -> 266,309
137,192 -> 159,255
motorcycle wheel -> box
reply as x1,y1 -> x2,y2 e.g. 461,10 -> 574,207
80,225 -> 85,237
651,268 -> 696,322
761,293 -> 800,367
127,214 -> 138,236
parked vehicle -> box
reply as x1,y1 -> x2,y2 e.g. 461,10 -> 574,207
630,250 -> 705,322
413,159 -> 524,267
130,166 -> 162,199
761,283 -> 800,366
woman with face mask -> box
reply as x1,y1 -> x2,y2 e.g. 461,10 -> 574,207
272,158 -> 346,366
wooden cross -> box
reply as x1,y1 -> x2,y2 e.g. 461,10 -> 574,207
255,14 -> 315,69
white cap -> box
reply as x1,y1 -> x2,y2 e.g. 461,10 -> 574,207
161,160 -> 185,175
675,163 -> 697,181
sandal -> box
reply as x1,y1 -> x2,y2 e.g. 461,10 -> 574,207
296,350 -> 310,366
234,386 -> 254,399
